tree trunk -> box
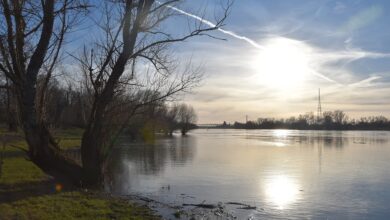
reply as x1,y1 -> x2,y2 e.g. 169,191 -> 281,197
5,79 -> 17,132
7,109 -> 18,132
80,97 -> 109,186
25,125 -> 83,185
80,127 -> 104,186
19,82 -> 83,185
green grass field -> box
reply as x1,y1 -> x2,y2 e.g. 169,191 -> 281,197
0,127 -> 160,220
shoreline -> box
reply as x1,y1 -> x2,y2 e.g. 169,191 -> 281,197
0,128 -> 161,220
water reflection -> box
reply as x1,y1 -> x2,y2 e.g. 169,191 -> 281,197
264,174 -> 301,209
106,136 -> 196,194
273,129 -> 289,138
104,129 -> 390,219
254,130 -> 390,149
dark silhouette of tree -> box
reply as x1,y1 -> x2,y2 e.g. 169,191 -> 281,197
76,0 -> 229,185
177,103 -> 197,135
165,104 -> 180,136
0,0 -> 90,184
323,111 -> 333,129
0,74 -> 17,131
333,110 -> 347,127
0,0 -> 230,186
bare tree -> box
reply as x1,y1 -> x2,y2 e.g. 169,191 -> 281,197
166,104 -> 179,136
0,0 -> 230,186
333,110 -> 347,125
177,103 -> 197,135
0,0 -> 89,183
75,0 -> 230,185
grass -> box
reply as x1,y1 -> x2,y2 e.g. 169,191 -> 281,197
0,191 -> 158,220
0,126 -> 160,220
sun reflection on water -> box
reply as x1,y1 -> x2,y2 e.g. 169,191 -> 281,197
264,175 -> 300,209
273,129 -> 289,138
272,130 -> 290,147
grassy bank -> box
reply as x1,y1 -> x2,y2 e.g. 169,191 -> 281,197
0,127 -> 160,220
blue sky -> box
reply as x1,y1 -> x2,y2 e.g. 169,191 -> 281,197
66,0 -> 390,123
167,0 -> 390,123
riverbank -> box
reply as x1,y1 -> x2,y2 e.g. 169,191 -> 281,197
0,127 -> 160,220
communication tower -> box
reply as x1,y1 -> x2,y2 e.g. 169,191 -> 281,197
317,88 -> 322,122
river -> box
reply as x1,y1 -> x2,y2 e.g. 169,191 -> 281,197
106,129 -> 390,219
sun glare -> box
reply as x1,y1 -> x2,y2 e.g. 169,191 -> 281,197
252,37 -> 312,89
264,174 -> 300,209
273,129 -> 290,138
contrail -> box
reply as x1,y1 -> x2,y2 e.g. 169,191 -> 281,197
311,71 -> 342,85
349,76 -> 381,88
161,2 -> 265,50
158,2 -> 344,84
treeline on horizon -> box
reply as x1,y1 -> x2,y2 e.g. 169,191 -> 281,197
0,79 -> 198,139
216,110 -> 390,130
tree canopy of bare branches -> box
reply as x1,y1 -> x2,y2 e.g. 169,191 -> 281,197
0,0 -> 231,186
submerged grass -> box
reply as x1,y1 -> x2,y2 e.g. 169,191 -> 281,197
0,127 -> 160,220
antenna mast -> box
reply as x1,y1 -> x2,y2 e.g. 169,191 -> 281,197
317,88 -> 322,122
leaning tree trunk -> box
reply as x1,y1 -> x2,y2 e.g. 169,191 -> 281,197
0,0 -> 92,186
18,82 -> 83,185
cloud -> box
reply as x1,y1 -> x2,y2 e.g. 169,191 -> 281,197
161,3 -> 390,88
306,43 -> 390,86
156,2 -> 390,122
161,3 -> 347,85
342,5 -> 383,32
187,35 -> 390,121
334,2 -> 347,14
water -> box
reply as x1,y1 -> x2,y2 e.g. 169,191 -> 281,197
106,129 -> 390,219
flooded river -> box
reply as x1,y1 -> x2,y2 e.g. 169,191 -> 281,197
107,129 -> 390,219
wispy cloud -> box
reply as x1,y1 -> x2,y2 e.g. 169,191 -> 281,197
342,5 -> 383,32
161,3 -> 342,85
348,75 -> 382,88
333,2 -> 347,14
160,2 -> 390,86
155,1 -> 390,122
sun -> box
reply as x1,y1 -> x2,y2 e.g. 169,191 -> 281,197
252,37 -> 312,89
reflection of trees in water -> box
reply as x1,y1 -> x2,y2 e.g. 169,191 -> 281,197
314,135 -> 344,148
105,136 -> 196,194
130,136 -> 196,174
278,132 -> 390,174
289,132 -> 389,148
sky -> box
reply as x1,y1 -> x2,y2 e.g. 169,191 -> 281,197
71,0 -> 390,124
158,0 -> 390,124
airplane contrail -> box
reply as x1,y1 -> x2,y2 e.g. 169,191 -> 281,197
161,2 -> 265,50
349,76 -> 382,88
311,71 -> 341,85
158,2 -> 345,84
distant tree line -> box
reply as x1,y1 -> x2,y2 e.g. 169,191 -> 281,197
0,77 -> 197,138
126,102 -> 197,141
217,111 -> 390,130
